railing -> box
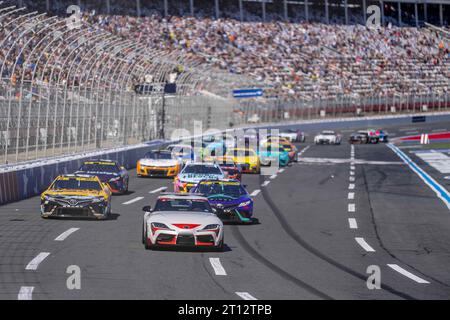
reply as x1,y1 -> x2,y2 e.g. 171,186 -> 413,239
234,92 -> 450,127
1,3 -> 449,166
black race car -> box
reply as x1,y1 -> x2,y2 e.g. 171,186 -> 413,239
348,132 -> 369,144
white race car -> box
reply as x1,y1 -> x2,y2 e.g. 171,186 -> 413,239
279,129 -> 306,143
142,193 -> 224,251
314,130 -> 342,145
174,162 -> 225,193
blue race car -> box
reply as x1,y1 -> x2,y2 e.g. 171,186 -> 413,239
258,144 -> 290,167
75,159 -> 129,194
191,179 -> 253,224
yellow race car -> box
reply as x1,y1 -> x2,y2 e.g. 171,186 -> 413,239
41,174 -> 112,219
224,147 -> 260,174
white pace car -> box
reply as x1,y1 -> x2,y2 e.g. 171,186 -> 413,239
142,193 -> 224,251
314,130 -> 342,145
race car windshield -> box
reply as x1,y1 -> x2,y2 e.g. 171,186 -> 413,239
183,165 -> 222,174
52,179 -> 102,191
154,199 -> 212,213
79,163 -> 120,173
226,149 -> 256,157
144,152 -> 173,160
196,183 -> 247,198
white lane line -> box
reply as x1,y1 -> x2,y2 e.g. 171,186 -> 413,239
348,203 -> 356,212
122,196 -> 144,205
387,264 -> 430,284
250,189 -> 261,197
350,165 -> 355,170
349,183 -> 355,190
431,128 -> 447,133
348,218 -> 358,229
54,228 -> 79,241
355,237 -> 375,252
350,171 -> 355,176
278,168 -> 285,173
349,176 -> 355,182
298,145 -> 310,156
405,131 -> 419,135
348,192 -> 355,200
209,258 -> 227,276
25,252 -> 50,270
149,187 -> 167,194
261,181 -> 270,187
269,174 -> 277,180
235,292 -> 258,300
18,287 -> 34,300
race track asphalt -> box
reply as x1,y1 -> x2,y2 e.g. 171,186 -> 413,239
1,119 -> 450,300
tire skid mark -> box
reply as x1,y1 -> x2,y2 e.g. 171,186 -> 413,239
361,163 -> 450,288
257,174 -> 417,300
231,226 -> 333,300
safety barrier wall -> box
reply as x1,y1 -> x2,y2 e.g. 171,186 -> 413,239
0,140 -> 168,205
2,112 -> 450,206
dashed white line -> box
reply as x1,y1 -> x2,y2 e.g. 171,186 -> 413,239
348,203 -> 356,212
54,228 -> 79,241
387,264 -> 430,284
25,252 -> 50,270
348,218 -> 358,229
348,192 -> 355,200
350,171 -> 355,176
349,176 -> 355,182
269,174 -> 277,180
149,187 -> 167,194
278,168 -> 285,173
349,183 -> 355,190
261,181 -> 270,187
431,128 -> 447,133
298,146 -> 310,156
122,196 -> 144,205
355,237 -> 375,252
350,165 -> 355,170
18,287 -> 34,300
209,258 -> 227,276
250,189 -> 261,197
235,292 -> 258,300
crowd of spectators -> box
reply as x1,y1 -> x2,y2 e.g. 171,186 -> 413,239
0,0 -> 448,102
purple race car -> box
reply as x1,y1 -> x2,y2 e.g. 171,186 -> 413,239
190,179 -> 253,224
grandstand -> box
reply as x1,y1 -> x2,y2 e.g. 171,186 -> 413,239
0,0 -> 449,164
